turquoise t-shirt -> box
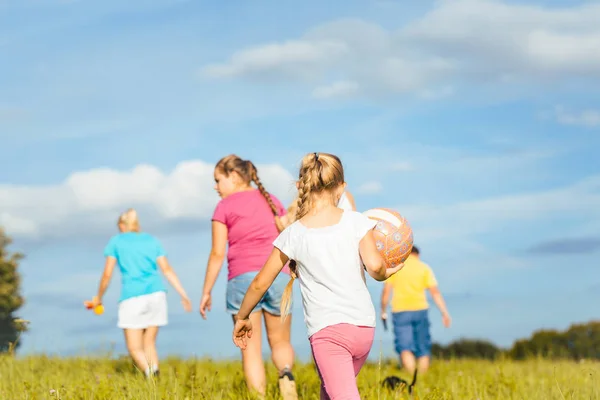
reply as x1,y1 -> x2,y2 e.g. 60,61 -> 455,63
104,232 -> 167,302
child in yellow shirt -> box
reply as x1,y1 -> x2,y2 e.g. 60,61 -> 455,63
380,246 -> 451,375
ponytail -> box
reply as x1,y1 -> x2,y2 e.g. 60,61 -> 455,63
279,260 -> 297,322
279,158 -> 317,321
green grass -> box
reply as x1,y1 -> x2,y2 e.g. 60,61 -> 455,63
0,355 -> 598,399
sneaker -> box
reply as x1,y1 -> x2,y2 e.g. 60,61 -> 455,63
278,368 -> 298,400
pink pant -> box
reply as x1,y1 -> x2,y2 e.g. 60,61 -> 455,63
309,323 -> 375,400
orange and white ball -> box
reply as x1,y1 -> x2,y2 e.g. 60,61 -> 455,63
363,208 -> 413,268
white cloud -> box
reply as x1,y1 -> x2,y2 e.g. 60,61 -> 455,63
555,105 -> 600,128
356,181 -> 383,195
418,85 -> 455,100
383,174 -> 600,288
398,174 -> 600,241
403,1 -> 600,76
0,159 -> 296,240
201,1 -> 600,98
201,40 -> 349,81
312,80 -> 359,99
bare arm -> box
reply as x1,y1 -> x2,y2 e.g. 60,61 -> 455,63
359,230 -> 403,281
199,221 -> 228,318
202,221 -> 228,295
96,257 -> 116,303
381,281 -> 393,315
157,256 -> 190,300
237,247 -> 288,321
429,285 -> 451,327
275,215 -> 288,233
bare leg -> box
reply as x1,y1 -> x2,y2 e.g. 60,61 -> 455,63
264,311 -> 298,400
263,312 -> 295,371
234,311 -> 266,396
143,326 -> 160,374
417,355 -> 430,374
124,329 -> 150,375
400,350 -> 416,375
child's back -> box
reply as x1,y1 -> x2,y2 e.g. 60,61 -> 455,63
386,253 -> 437,312
104,232 -> 165,301
274,209 -> 376,337
213,188 -> 288,280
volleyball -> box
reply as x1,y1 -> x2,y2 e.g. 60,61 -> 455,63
363,208 -> 413,268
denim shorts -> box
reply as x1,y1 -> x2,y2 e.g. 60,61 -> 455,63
392,309 -> 432,358
225,271 -> 292,316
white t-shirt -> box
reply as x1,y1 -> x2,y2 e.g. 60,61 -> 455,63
337,192 -> 354,211
273,209 -> 377,338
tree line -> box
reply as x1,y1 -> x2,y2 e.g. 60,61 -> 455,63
431,321 -> 600,361
0,228 -> 598,360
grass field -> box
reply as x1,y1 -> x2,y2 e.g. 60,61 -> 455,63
0,355 -> 597,399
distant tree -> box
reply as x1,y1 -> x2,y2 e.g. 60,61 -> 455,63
431,342 -> 448,359
0,228 -> 26,353
508,322 -> 600,361
564,321 -> 600,360
430,321 -> 600,362
435,339 -> 501,360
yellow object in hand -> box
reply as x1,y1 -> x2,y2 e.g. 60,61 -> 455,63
93,304 -> 104,315
84,296 -> 105,315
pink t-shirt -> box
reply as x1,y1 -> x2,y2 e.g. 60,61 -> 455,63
212,189 -> 290,281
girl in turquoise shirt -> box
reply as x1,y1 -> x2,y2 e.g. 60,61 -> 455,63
91,209 -> 191,378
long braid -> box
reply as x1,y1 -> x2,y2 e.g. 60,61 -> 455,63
247,161 -> 287,233
247,161 -> 279,217
280,153 -> 318,321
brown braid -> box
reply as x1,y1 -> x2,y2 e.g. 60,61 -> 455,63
247,161 -> 279,217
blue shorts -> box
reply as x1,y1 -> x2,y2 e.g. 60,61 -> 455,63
392,309 -> 432,358
225,271 -> 292,316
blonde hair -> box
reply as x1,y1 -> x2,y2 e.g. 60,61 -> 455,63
215,154 -> 280,218
280,152 -> 345,321
118,208 -> 141,232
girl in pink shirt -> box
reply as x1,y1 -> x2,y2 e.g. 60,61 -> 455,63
199,154 -> 297,400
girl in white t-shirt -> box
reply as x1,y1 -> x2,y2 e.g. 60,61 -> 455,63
232,152 -> 404,399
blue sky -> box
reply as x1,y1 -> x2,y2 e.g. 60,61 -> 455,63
1,0 -> 599,362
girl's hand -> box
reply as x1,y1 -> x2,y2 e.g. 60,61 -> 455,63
199,293 -> 212,319
384,262 -> 405,280
181,296 -> 192,312
232,318 -> 253,350
91,296 -> 102,308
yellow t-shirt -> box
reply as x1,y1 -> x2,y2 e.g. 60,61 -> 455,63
385,254 -> 438,312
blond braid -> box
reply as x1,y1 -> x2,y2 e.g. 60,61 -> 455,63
294,163 -> 315,221
279,153 -> 319,321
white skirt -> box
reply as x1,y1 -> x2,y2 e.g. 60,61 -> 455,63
118,291 -> 168,329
